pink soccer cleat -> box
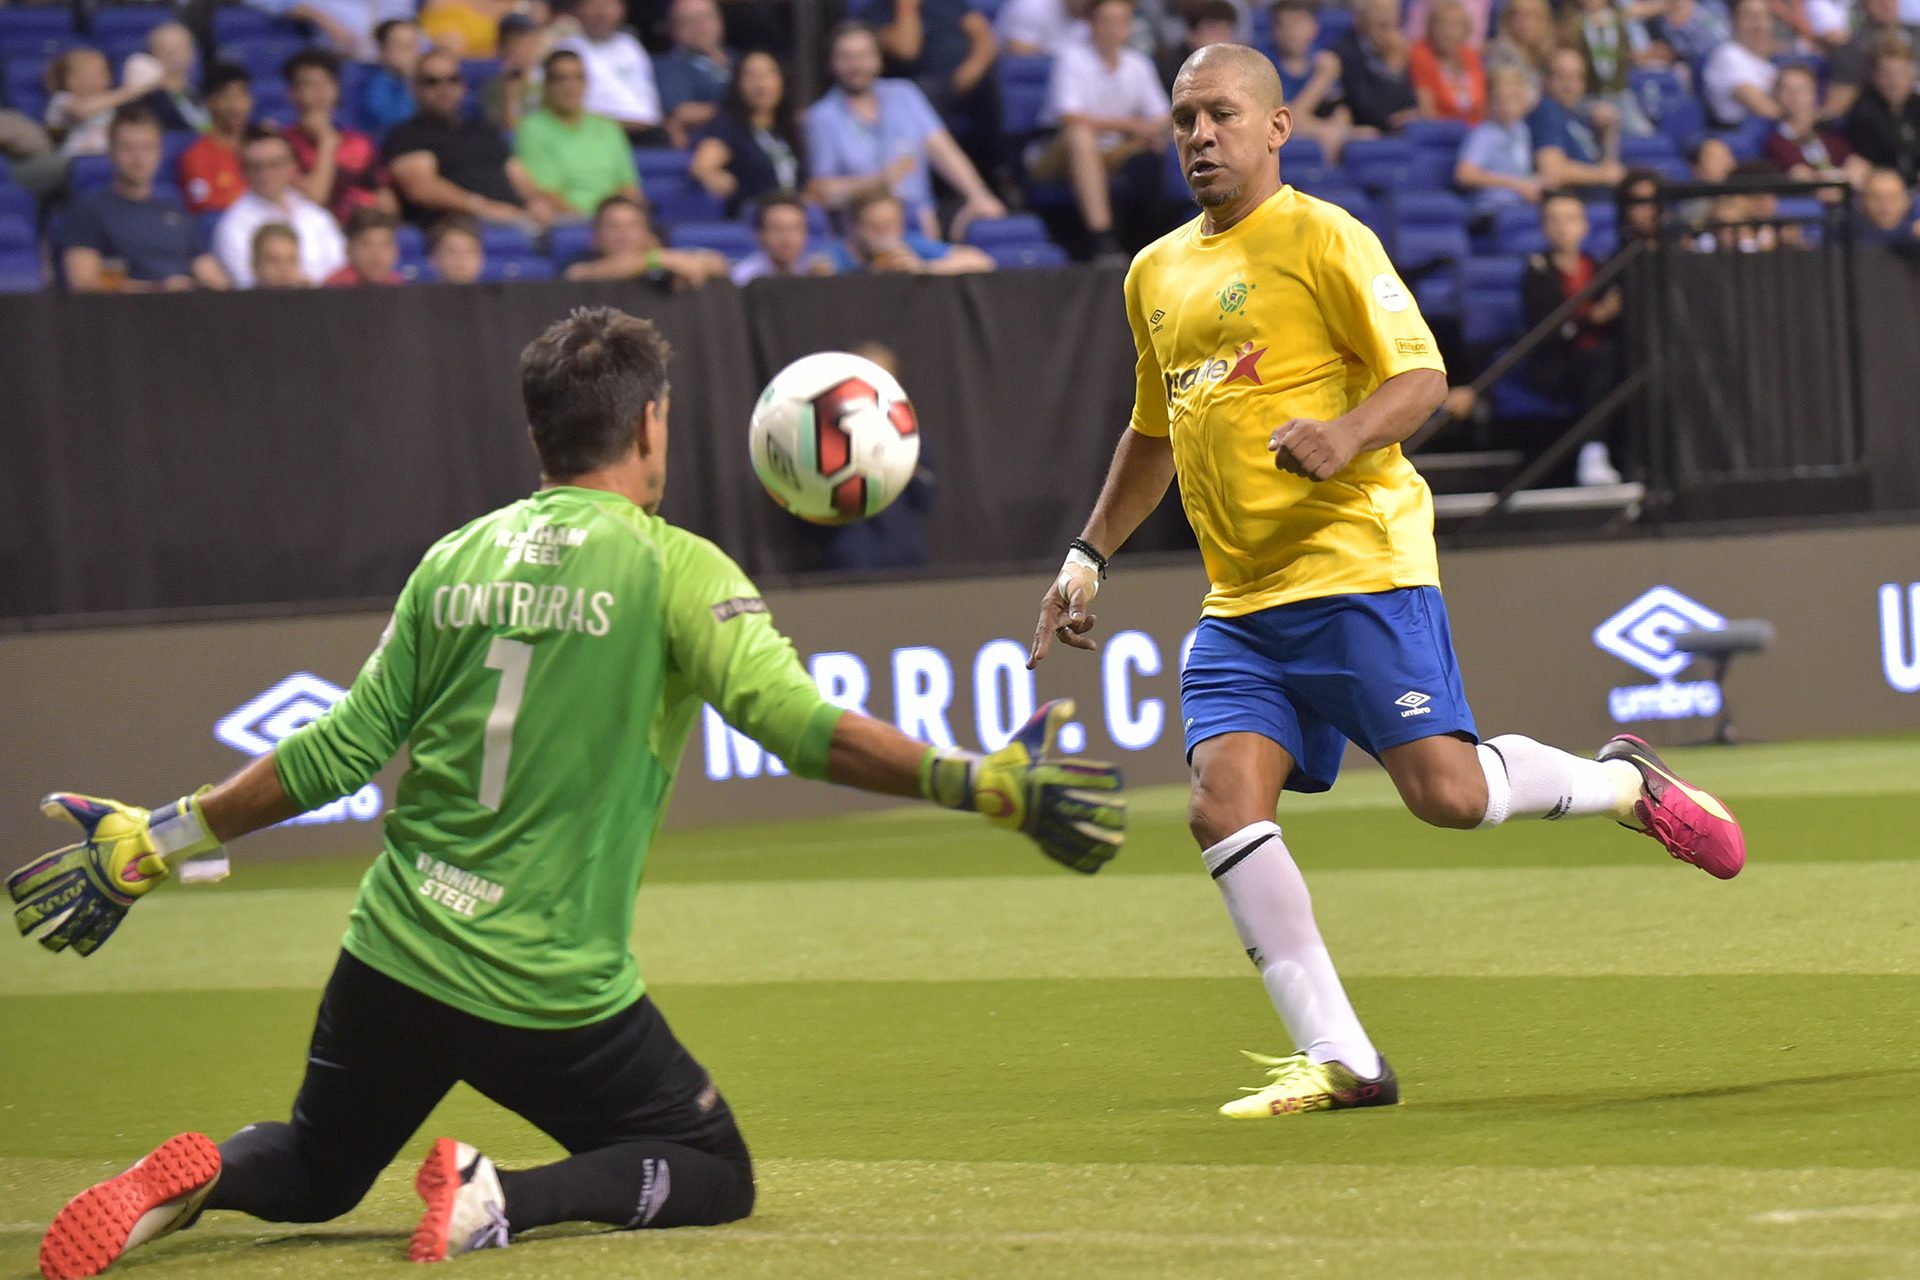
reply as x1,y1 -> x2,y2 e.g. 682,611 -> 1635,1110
38,1132 -> 220,1280
1598,735 -> 1746,879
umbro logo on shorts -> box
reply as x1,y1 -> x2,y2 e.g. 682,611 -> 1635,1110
1394,691 -> 1433,718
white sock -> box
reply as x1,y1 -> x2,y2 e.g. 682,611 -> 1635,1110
1475,735 -> 1640,827
1202,821 -> 1382,1078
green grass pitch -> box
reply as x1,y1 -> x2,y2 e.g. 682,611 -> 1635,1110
4,736 -> 1919,1279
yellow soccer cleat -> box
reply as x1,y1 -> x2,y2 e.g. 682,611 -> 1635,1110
1218,1050 -> 1401,1119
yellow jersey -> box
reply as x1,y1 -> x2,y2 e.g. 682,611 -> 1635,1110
1125,185 -> 1447,617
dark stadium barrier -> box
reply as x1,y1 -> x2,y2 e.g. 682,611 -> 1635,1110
2,520 -> 1915,854
4,255 -> 1920,624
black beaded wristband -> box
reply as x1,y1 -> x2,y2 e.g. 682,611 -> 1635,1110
1067,538 -> 1110,579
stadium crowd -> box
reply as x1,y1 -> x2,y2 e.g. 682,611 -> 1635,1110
0,0 -> 1915,310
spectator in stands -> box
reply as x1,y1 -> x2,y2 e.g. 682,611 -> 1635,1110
871,0 -> 1001,158
1691,161 -> 1783,252
1530,47 -> 1626,189
557,0 -> 668,143
1860,164 -> 1920,241
0,110 -> 58,196
63,106 -> 227,291
326,206 -> 405,283
1404,0 -> 1491,51
732,191 -> 832,282
691,51 -> 812,216
215,128 -> 347,288
1702,0 -> 1779,127
250,223 -> 310,287
1270,0 -> 1361,163
428,213 -> 487,281
1333,0 -> 1420,133
1692,134 -> 1736,182
996,0 -> 1090,57
359,18 -> 422,136
1029,0 -> 1168,260
1643,0 -> 1729,80
1160,1 -> 1239,89
1764,64 -> 1868,189
1560,0 -> 1658,130
421,0 -> 515,57
1521,190 -> 1624,485
284,49 -> 394,226
655,0 -> 734,145
1411,0 -> 1486,123
1619,165 -> 1663,243
1845,37 -> 1920,184
428,213 -> 487,282
1484,0 -> 1555,97
829,187 -> 995,272
563,194 -> 731,285
1825,0 -> 1920,120
515,50 -> 643,217
806,23 -> 1006,237
45,47 -> 155,157
178,66 -> 254,215
483,15 -> 548,131
386,49 -> 571,226
128,23 -> 208,134
1455,67 -> 1541,217
248,0 -> 413,61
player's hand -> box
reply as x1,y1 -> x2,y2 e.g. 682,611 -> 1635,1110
1028,556 -> 1100,667
921,700 -> 1125,873
8,792 -> 219,957
1270,417 -> 1359,482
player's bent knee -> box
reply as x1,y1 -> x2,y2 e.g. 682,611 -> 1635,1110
1402,779 -> 1485,830
1188,793 -> 1262,851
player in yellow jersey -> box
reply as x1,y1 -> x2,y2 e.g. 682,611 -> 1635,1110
1027,44 -> 1748,1118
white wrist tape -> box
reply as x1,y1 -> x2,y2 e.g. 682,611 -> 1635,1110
1061,550 -> 1102,601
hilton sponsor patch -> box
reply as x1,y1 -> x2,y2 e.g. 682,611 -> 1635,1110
1395,337 -> 1431,355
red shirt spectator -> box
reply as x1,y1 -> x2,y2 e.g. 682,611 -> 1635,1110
283,48 -> 393,226
177,65 -> 253,213
325,206 -> 405,285
1411,0 -> 1487,123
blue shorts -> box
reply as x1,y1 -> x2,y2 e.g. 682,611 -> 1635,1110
1180,587 -> 1478,794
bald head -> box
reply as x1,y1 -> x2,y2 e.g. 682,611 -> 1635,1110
1175,42 -> 1285,109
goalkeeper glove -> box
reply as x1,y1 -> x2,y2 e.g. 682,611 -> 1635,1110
8,791 -> 221,957
920,699 -> 1125,874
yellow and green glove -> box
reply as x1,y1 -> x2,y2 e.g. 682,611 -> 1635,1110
8,791 -> 221,956
920,699 -> 1125,874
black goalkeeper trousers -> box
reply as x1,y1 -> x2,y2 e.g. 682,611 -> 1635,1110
203,950 -> 753,1232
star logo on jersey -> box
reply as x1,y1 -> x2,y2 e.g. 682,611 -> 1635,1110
1216,280 -> 1255,318
1223,340 -> 1267,386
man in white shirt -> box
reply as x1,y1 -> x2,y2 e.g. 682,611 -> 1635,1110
996,0 -> 1091,56
557,0 -> 666,141
214,128 -> 345,289
1702,0 -> 1779,127
1029,0 -> 1169,259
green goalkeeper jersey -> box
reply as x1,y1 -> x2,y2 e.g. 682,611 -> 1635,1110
272,486 -> 845,1029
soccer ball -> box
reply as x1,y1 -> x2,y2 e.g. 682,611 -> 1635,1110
749,352 -> 921,525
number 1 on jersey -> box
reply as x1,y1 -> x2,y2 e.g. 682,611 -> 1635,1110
479,637 -> 533,810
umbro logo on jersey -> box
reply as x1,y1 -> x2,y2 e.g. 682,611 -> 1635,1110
1395,691 -> 1433,718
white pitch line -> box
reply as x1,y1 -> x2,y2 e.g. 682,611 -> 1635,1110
1752,1204 -> 1920,1225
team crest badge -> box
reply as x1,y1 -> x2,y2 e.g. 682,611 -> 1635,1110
1216,280 -> 1254,318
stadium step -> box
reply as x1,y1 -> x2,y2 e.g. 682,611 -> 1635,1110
1410,449 -> 1524,495
1433,482 -> 1646,532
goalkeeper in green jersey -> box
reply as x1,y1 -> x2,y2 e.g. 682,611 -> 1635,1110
12,307 -> 1127,1280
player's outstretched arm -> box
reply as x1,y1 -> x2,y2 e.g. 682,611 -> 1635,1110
5,752 -> 301,957
827,699 -> 1126,874
1029,428 -> 1175,668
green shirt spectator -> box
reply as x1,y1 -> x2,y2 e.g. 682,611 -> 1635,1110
514,51 -> 643,217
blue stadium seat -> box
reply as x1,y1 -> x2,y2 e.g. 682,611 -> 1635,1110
478,223 -> 533,255
396,224 -> 426,256
651,182 -> 725,223
1342,136 -> 1417,191
485,253 -> 556,281
548,221 -> 593,266
1394,224 -> 1470,274
0,247 -> 42,291
0,30 -> 82,63
998,54 -> 1052,136
1461,254 -> 1524,348
1314,7 -> 1352,49
212,8 -> 281,43
1385,190 -> 1470,273
1414,270 -> 1458,321
0,8 -> 75,42
6,54 -> 51,119
985,241 -> 1068,268
92,8 -> 174,43
0,182 -> 32,221
1720,116 -> 1773,161
460,58 -> 499,96
962,213 -> 1049,248
69,153 -> 112,194
633,146 -> 693,188
1401,118 -> 1469,157
669,219 -> 757,258
1491,376 -> 1573,421
0,210 -> 32,249
1619,133 -> 1679,169
102,32 -> 153,68
805,202 -> 829,235
1278,136 -> 1331,187
219,37 -> 312,80
1294,180 -> 1374,226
